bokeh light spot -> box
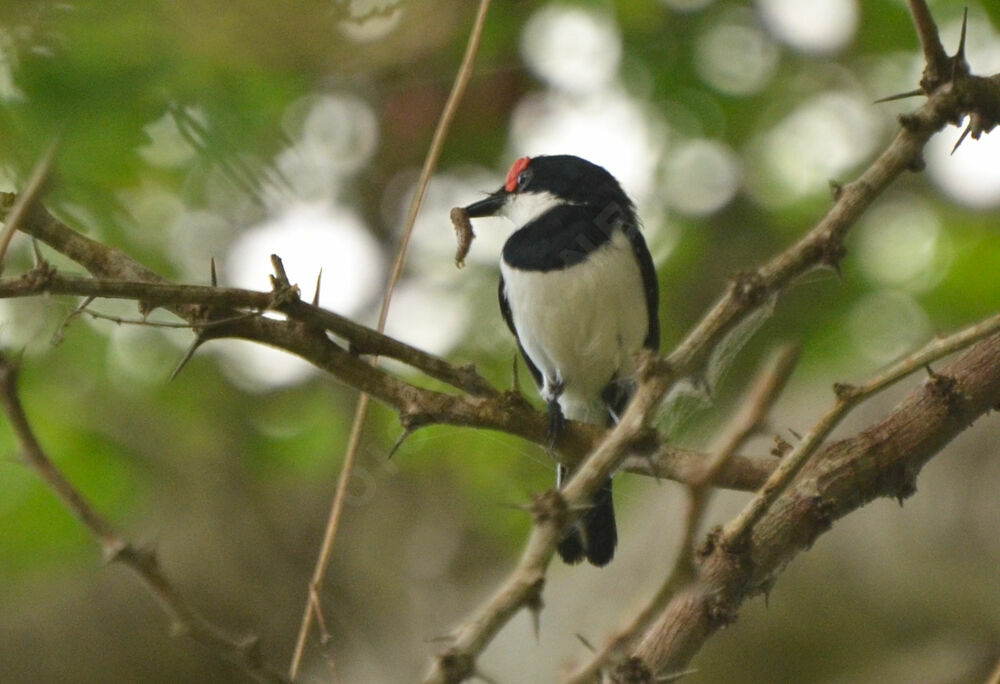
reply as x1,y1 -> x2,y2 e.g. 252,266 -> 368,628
338,0 -> 405,43
856,197 -> 950,292
695,15 -> 780,96
382,280 -> 468,357
926,121 -> 1000,209
139,109 -> 199,168
848,290 -> 931,366
273,93 -> 379,202
521,6 -> 622,95
757,0 -> 858,54
750,92 -> 882,206
663,139 -> 741,216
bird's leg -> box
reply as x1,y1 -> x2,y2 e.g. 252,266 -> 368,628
544,377 -> 566,448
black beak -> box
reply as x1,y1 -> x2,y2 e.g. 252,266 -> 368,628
464,190 -> 507,218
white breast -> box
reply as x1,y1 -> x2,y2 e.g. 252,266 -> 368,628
501,229 -> 648,424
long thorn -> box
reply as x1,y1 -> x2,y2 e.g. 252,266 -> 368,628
873,88 -> 925,104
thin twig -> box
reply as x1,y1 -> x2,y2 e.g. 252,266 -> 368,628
288,0 -> 492,679
723,310 -> 1000,550
0,136 -> 60,270
0,353 -> 287,683
565,345 -> 798,684
78,306 -> 259,330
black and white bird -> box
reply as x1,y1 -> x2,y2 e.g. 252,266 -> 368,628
463,154 -> 660,566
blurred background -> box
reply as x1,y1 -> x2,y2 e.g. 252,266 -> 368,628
1,0 -> 999,681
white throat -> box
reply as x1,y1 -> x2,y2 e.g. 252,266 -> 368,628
501,190 -> 566,227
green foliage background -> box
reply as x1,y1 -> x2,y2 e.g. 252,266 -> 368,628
0,1 -> 998,682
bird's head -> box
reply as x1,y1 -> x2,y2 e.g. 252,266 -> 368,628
464,155 -> 633,228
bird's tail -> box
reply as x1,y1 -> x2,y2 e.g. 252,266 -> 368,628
556,465 -> 617,566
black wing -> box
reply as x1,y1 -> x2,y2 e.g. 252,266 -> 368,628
623,221 -> 660,351
498,275 -> 543,389
598,222 -> 659,424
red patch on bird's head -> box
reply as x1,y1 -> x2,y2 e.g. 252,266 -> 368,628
505,156 -> 531,193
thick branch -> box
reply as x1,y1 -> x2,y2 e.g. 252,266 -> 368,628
631,330 -> 1000,677
723,310 -> 1000,550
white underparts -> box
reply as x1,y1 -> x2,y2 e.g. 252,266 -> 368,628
501,229 -> 647,425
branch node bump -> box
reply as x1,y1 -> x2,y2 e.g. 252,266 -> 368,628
832,382 -> 857,401
705,591 -> 739,630
636,348 -> 669,383
25,260 -> 56,290
694,525 -> 723,562
897,112 -> 922,132
924,365 -> 967,419
828,179 -> 843,201
819,237 -> 847,274
268,254 -> 301,307
803,495 -> 835,548
729,271 -> 766,306
609,656 -> 654,684
529,489 -> 569,528
906,153 -> 927,173
895,476 -> 918,506
399,407 -> 432,432
437,647 -> 475,683
101,539 -> 129,565
770,434 -> 793,458
924,364 -> 956,396
878,461 -> 920,506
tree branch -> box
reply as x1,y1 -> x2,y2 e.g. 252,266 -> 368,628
723,310 -> 1000,551
0,352 -> 288,684
0,207 -> 773,493
423,8 -> 1000,679
0,236 -> 496,397
567,345 -> 799,683
630,327 -> 1000,678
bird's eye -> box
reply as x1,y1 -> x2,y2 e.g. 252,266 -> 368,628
516,168 -> 532,190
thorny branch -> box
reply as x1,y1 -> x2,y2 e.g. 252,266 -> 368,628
628,327 -> 1000,681
0,353 -> 288,684
0,0 -> 996,681
722,310 -> 1000,552
0,208 -> 772,494
422,2 -> 1000,681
